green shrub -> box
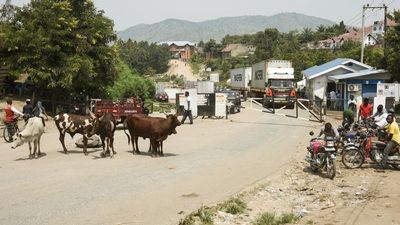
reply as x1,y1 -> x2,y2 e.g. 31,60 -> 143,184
253,212 -> 277,225
252,212 -> 300,225
196,207 -> 214,224
220,197 -> 247,215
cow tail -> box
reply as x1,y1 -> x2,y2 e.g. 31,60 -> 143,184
123,119 -> 131,145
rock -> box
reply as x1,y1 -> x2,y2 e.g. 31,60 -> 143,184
355,192 -> 362,196
296,208 -> 310,218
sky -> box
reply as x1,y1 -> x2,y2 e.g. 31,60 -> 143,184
5,0 -> 400,31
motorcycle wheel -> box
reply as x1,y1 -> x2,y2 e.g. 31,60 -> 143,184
342,149 -> 365,169
390,152 -> 400,170
327,158 -> 336,179
310,163 -> 319,173
3,125 -> 18,143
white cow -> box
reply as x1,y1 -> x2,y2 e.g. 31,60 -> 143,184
11,117 -> 45,158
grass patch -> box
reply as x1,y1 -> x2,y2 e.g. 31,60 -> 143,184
252,212 -> 300,225
179,216 -> 195,225
219,197 -> 247,215
196,207 -> 214,224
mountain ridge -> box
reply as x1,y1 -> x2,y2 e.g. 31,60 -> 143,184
117,12 -> 336,42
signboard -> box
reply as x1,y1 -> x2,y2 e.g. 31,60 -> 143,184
215,93 -> 227,117
255,70 -> 263,80
234,74 -> 243,82
197,94 -> 208,106
210,73 -> 219,82
377,83 -> 396,97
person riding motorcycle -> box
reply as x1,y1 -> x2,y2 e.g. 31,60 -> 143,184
380,114 -> 400,168
318,122 -> 340,140
369,104 -> 388,128
22,98 -> 33,122
3,98 -> 24,124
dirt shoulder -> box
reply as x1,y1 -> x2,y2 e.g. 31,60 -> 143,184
184,123 -> 400,225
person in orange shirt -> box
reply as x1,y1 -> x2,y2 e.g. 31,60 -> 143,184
358,98 -> 372,122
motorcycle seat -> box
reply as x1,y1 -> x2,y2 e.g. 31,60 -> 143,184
372,140 -> 386,148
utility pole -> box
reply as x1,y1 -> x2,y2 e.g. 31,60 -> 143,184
360,4 -> 387,63
361,5 -> 366,63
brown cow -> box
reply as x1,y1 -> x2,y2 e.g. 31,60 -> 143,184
54,113 -> 95,155
124,114 -> 180,157
89,112 -> 117,158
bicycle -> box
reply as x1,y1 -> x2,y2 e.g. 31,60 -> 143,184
3,119 -> 20,143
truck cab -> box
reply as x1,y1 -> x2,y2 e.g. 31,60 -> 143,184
263,74 -> 297,108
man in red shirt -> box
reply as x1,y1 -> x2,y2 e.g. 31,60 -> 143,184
3,98 -> 24,123
358,98 -> 372,122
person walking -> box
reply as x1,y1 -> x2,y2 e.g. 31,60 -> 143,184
180,91 -> 193,125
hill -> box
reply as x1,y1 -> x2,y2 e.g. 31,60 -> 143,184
117,12 -> 336,42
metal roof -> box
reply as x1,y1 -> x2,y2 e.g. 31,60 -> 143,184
159,41 -> 196,46
328,69 -> 390,82
303,58 -> 351,77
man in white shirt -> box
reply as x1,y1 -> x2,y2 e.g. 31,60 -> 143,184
348,95 -> 357,112
371,104 -> 388,128
181,91 -> 193,125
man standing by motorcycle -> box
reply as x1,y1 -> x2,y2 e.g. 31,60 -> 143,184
380,114 -> 400,168
358,98 -> 373,122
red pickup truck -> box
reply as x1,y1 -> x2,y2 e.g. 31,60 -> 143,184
92,97 -> 145,124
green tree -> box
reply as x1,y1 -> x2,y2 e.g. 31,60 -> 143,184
3,0 -> 117,97
107,61 -> 155,99
118,39 -> 170,75
254,28 -> 280,61
385,10 -> 400,81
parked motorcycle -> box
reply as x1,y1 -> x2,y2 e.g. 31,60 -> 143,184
342,129 -> 400,170
305,132 -> 337,179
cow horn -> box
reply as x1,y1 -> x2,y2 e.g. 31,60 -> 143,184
89,111 -> 96,119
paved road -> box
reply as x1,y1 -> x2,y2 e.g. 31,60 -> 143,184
0,106 -> 319,225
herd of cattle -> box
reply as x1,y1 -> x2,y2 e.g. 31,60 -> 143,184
11,112 -> 181,158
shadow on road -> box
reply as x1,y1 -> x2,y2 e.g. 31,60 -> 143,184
57,149 -> 102,154
15,152 -> 48,161
231,120 -> 317,129
126,150 -> 179,158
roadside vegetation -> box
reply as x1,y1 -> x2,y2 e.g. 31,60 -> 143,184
252,212 -> 300,225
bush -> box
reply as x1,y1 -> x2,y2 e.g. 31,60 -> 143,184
252,212 -> 300,225
107,61 -> 155,99
219,197 -> 247,215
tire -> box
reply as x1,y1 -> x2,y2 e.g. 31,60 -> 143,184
342,149 -> 365,169
327,158 -> 336,179
390,152 -> 400,170
310,163 -> 319,173
3,125 -> 17,143
75,136 -> 101,148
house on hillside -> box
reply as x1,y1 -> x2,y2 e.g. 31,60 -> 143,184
221,44 -> 255,59
303,58 -> 391,109
159,41 -> 196,61
309,19 -> 397,49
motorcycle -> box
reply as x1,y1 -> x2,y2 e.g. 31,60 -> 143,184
305,132 -> 337,179
342,129 -> 400,170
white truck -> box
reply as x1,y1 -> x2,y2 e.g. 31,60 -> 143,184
229,67 -> 252,97
250,60 -> 296,108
